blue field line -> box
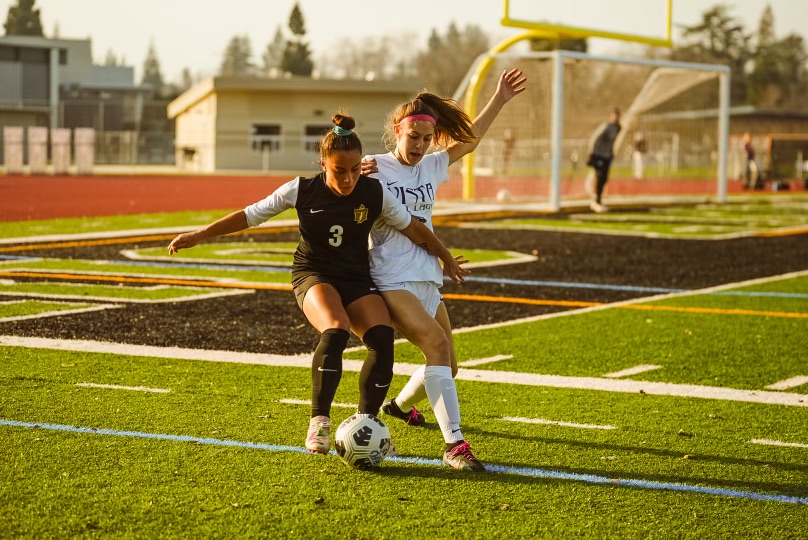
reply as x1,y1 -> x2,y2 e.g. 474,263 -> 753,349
0,255 -> 39,261
459,276 -> 808,299
2,418 -> 806,505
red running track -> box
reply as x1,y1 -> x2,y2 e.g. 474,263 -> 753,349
0,175 -> 289,221
0,173 -> 781,222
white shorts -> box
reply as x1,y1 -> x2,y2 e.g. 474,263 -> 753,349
377,280 -> 443,317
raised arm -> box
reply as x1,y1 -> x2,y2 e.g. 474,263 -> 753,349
398,216 -> 470,284
167,210 -> 249,254
446,68 -> 527,165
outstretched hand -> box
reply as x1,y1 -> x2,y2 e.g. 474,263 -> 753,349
496,68 -> 527,103
167,231 -> 201,255
443,254 -> 471,284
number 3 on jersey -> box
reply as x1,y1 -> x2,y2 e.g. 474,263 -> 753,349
329,225 -> 343,247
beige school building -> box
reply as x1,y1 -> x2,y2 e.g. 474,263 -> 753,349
167,77 -> 420,173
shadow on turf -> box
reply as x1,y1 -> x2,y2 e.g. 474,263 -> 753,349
375,424 -> 808,497
458,424 -> 808,475
373,454 -> 808,500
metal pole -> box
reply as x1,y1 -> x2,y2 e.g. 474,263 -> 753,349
549,50 -> 564,211
717,69 -> 730,202
49,47 -> 59,131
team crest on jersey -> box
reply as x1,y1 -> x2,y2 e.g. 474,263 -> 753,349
354,204 -> 368,224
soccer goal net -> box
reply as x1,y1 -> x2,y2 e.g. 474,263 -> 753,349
445,50 -> 730,206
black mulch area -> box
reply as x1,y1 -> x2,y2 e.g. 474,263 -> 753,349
2,223 -> 806,355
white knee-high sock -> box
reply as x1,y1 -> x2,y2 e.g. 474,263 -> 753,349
395,365 -> 427,411
424,365 -> 463,443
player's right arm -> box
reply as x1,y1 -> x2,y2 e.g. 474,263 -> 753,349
168,210 -> 249,254
168,178 -> 298,255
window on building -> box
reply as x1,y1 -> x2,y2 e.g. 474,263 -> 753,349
304,125 -> 331,152
251,124 -> 281,152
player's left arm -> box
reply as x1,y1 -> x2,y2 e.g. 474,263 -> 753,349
399,217 -> 469,284
446,68 -> 527,165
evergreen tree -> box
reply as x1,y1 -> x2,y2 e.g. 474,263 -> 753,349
4,0 -> 44,36
263,25 -> 285,76
104,49 -> 119,66
281,2 -> 313,76
142,42 -> 165,95
416,22 -> 490,94
220,34 -> 254,76
180,68 -> 194,91
672,5 -> 753,104
747,4 -> 808,108
530,37 -> 588,53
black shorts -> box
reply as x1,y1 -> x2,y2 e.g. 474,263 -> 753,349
292,271 -> 381,311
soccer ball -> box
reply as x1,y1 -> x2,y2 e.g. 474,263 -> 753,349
334,413 -> 391,469
496,188 -> 512,203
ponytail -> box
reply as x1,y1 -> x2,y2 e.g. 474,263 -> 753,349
384,92 -> 477,149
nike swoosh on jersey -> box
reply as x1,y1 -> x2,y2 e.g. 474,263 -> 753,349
386,181 -> 397,186
310,209 -> 324,213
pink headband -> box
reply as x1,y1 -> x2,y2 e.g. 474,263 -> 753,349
397,114 -> 436,126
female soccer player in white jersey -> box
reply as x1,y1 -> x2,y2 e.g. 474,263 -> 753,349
167,113 -> 468,455
362,69 -> 526,471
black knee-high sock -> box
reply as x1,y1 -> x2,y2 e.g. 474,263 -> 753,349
358,325 -> 395,415
311,328 -> 349,418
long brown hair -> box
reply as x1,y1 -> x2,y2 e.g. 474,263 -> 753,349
319,113 -> 363,158
384,92 -> 476,149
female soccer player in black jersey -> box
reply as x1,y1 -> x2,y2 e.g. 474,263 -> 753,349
167,113 -> 467,454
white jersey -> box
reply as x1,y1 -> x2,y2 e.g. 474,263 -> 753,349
366,151 -> 451,287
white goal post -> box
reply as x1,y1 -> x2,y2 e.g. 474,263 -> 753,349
450,50 -> 731,207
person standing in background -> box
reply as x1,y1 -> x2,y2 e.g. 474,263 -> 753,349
587,107 -> 621,212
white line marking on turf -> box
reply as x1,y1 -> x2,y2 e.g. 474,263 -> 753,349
765,376 -> 808,391
0,219 -> 300,245
4,418 -> 806,505
449,268 -> 808,336
604,364 -> 662,378
3,336 -> 807,408
75,382 -> 171,393
0,304 -> 120,322
463,251 -> 538,269
278,398 -> 356,409
458,354 -> 512,367
502,417 -> 616,430
749,439 -> 808,449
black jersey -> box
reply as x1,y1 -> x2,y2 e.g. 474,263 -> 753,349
243,172 -> 412,280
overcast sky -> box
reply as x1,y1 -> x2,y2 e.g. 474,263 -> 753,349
3,0 -> 805,82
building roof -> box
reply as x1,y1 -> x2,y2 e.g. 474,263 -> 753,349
167,76 -> 420,119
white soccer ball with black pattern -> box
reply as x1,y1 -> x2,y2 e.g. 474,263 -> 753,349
334,413 -> 391,469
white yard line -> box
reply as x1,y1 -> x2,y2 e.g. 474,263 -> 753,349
749,439 -> 808,449
0,288 -> 254,304
501,416 -> 616,430
278,398 -> 356,409
464,252 -> 538,269
0,304 -> 119,322
458,354 -> 512,367
450,268 -> 808,336
765,376 -> 808,391
75,382 -> 171,393
0,219 -> 300,245
0,265 -> 281,285
3,335 -> 807,408
604,364 -> 662,378
120,249 -> 294,267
